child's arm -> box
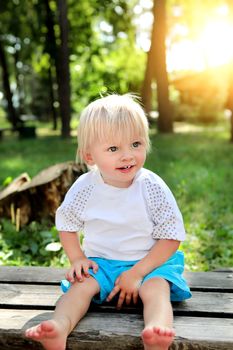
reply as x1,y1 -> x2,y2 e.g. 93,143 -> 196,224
107,239 -> 180,308
59,231 -> 98,283
131,238 -> 180,277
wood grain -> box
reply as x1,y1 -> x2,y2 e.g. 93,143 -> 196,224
0,266 -> 233,349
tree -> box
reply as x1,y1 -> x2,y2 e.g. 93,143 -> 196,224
56,0 -> 71,138
141,17 -> 154,114
226,0 -> 233,142
0,1 -> 27,128
0,0 -> 141,136
142,0 -> 173,133
37,0 -> 71,137
0,38 -> 19,129
42,0 -> 59,130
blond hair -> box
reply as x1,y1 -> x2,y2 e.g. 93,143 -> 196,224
77,94 -> 150,163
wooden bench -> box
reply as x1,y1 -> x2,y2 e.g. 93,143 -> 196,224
0,126 -> 36,140
0,266 -> 232,349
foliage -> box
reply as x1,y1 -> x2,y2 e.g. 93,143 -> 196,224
1,0 -> 233,140
71,36 -> 145,114
0,0 -> 142,123
146,123 -> 233,270
0,123 -> 232,270
0,219 -> 68,266
171,68 -> 229,123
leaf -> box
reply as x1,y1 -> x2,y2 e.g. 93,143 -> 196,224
2,176 -> 13,187
30,242 -> 39,255
45,242 -> 62,252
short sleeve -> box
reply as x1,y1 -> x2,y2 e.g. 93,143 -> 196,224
144,178 -> 186,241
55,184 -> 94,232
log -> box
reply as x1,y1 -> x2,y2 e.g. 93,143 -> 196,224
0,161 -> 86,226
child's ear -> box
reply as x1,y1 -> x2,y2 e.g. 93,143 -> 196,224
84,152 -> 95,166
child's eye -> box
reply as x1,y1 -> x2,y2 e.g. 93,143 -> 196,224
132,141 -> 141,148
108,146 -> 118,152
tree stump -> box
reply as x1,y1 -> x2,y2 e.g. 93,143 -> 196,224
0,162 -> 86,227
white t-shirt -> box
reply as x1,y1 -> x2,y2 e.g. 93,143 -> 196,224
55,168 -> 186,260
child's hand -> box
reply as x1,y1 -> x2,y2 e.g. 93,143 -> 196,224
106,269 -> 143,309
65,257 -> 98,283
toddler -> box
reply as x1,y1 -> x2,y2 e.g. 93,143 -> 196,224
25,94 -> 191,350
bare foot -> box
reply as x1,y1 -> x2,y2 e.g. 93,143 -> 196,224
24,319 -> 68,350
141,326 -> 175,350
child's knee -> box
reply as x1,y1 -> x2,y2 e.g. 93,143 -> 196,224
139,277 -> 170,300
69,276 -> 100,298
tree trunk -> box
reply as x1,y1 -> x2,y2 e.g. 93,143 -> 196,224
227,0 -> 233,142
13,49 -> 25,117
43,0 -> 71,137
141,50 -> 154,114
227,65 -> 233,143
43,0 -> 59,130
0,39 -> 19,129
141,1 -> 158,115
48,65 -> 58,130
153,0 -> 173,133
57,0 -> 71,138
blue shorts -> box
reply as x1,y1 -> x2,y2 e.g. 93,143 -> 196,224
61,251 -> 192,304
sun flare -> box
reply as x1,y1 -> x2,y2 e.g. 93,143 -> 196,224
168,19 -> 233,72
199,20 -> 233,67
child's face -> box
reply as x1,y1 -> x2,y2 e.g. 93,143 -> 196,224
85,135 -> 147,188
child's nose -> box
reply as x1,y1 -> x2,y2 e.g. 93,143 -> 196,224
121,150 -> 133,160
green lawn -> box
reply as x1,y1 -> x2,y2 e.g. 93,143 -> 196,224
0,123 -> 232,270
0,131 -> 77,184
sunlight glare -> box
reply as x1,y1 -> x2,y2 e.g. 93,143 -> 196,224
168,19 -> 233,72
198,20 -> 233,67
215,5 -> 229,16
167,40 -> 206,72
135,2 -> 233,72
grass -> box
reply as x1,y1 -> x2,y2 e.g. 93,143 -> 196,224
0,122 -> 232,270
0,130 -> 78,184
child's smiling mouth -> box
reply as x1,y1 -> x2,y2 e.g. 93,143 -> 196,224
116,165 -> 135,172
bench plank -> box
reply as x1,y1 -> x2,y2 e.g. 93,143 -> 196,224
0,309 -> 233,349
1,267 -> 233,349
0,266 -> 233,291
0,283 -> 233,317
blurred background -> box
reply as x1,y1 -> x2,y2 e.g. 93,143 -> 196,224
0,0 -> 232,271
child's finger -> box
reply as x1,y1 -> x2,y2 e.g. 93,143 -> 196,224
133,291 -> 138,304
74,266 -> 84,281
125,293 -> 132,305
106,284 -> 120,302
90,261 -> 99,273
117,291 -> 126,309
82,264 -> 90,277
66,268 -> 75,282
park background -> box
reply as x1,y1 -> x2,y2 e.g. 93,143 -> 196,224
0,0 -> 232,271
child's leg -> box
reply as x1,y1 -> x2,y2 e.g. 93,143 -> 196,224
139,277 -> 175,350
25,277 -> 100,350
